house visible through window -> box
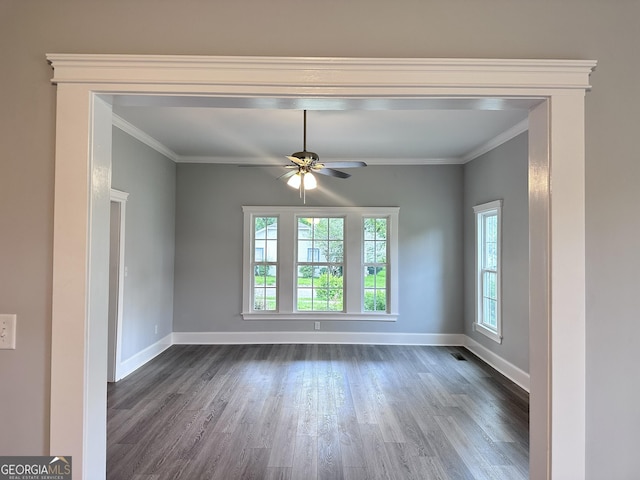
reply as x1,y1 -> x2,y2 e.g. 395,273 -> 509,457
242,206 -> 399,321
473,200 -> 502,343
306,247 -> 320,262
363,217 -> 388,312
252,216 -> 278,311
297,217 -> 344,312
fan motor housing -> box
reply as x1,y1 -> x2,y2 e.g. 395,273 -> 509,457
290,151 -> 319,163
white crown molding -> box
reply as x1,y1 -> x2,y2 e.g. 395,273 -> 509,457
175,155 -> 464,165
111,112 -> 524,168
462,118 -> 529,163
112,113 -> 179,162
114,121 -> 522,167
176,156 -> 285,165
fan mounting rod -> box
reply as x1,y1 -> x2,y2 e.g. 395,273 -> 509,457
303,109 -> 307,151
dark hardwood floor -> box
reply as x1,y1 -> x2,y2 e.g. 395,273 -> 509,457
107,344 -> 529,479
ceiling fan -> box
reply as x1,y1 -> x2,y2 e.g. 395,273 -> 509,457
280,110 -> 367,202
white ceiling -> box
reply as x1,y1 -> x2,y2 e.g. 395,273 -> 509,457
112,96 -> 535,165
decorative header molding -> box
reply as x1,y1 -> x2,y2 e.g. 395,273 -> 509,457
47,54 -> 596,92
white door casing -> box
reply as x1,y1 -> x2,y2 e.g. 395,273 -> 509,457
107,189 -> 129,383
47,55 -> 596,479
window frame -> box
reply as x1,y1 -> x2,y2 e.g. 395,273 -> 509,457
473,200 -> 503,343
295,215 -> 345,313
363,217 -> 389,313
251,216 -> 279,312
242,206 -> 399,321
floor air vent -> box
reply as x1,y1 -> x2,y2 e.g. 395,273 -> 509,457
451,352 -> 467,361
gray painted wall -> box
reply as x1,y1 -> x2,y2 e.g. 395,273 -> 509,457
3,1 -> 640,477
464,133 -> 529,373
173,164 -> 464,334
111,128 -> 176,360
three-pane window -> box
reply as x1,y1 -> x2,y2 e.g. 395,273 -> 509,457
242,207 -> 399,321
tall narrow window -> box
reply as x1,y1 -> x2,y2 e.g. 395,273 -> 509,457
474,200 -> 502,343
296,217 -> 344,311
363,217 -> 388,312
252,216 -> 278,311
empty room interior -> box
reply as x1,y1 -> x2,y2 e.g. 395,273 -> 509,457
105,103 -> 530,479
10,2 -> 640,479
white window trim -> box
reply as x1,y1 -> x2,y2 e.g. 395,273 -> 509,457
473,200 -> 503,343
242,206 -> 399,321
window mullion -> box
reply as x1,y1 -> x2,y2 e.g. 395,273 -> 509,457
278,212 -> 295,313
344,212 -> 361,313
387,212 -> 399,315
242,210 -> 253,314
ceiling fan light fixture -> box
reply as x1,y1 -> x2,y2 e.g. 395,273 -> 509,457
303,172 -> 317,190
287,172 -> 301,189
286,171 -> 317,191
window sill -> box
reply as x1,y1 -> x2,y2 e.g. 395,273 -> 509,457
473,322 -> 503,344
242,312 -> 398,322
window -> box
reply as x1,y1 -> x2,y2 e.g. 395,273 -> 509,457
297,217 -> 344,312
473,200 -> 502,343
363,217 -> 388,312
242,206 -> 399,321
252,216 -> 278,311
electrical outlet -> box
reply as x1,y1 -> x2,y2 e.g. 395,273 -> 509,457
0,314 -> 17,349
154,324 -> 158,335
314,321 -> 320,331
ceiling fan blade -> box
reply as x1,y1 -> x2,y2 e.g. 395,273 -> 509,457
277,170 -> 298,181
320,161 -> 368,168
315,168 -> 351,179
286,155 -> 307,166
237,164 -> 290,167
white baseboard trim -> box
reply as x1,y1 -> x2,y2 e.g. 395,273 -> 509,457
118,331 -> 528,392
117,333 -> 173,381
462,335 -> 530,392
172,331 -> 465,346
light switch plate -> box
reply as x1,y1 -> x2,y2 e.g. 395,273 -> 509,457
0,314 -> 17,349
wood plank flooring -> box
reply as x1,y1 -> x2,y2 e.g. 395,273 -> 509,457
107,344 -> 529,479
